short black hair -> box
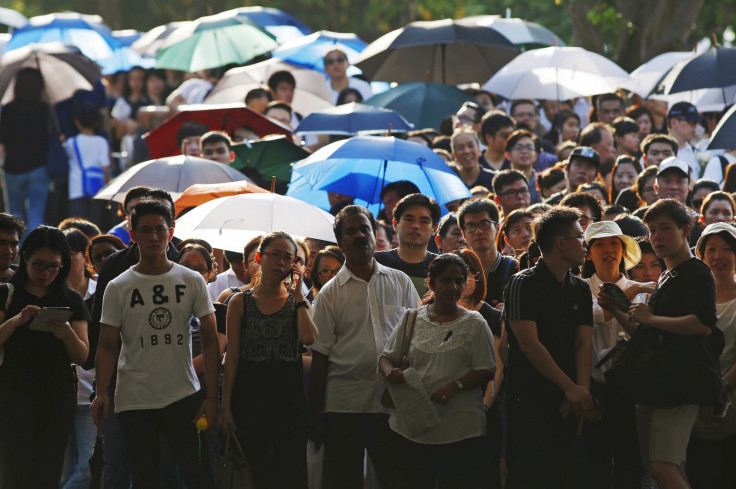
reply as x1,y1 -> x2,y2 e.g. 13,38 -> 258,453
641,133 -> 678,156
509,99 -> 537,118
200,131 -> 232,151
480,110 -> 514,140
457,101 -> 485,124
176,238 -> 213,253
223,250 -> 243,265
492,169 -> 528,196
596,93 -> 625,111
130,199 -> 173,230
533,205 -> 581,253
505,129 -> 540,154
393,193 -> 441,226
72,101 -> 101,129
245,87 -> 273,105
643,198 -> 692,229
537,167 -> 566,196
122,186 -> 153,216
614,214 -> 649,237
559,192 -> 604,221
58,217 -> 101,238
176,122 -> 209,149
177,243 -> 213,272
267,70 -> 296,92
457,198 -> 500,230
379,180 -> 421,202
0,212 -> 25,237
333,205 -> 376,243
612,117 -> 639,137
144,188 -> 176,221
437,213 -> 459,238
264,100 -> 292,117
579,122 -> 613,148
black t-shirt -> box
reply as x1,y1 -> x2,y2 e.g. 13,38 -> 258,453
374,249 -> 437,298
479,301 -> 502,337
0,283 -> 89,391
452,166 -> 497,190
0,101 -> 49,174
545,189 -> 569,205
485,254 -> 518,307
503,258 -> 594,403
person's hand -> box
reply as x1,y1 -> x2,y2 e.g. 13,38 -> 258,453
494,302 -> 505,312
597,290 -> 616,313
385,368 -> 405,385
561,384 -> 592,418
290,262 -> 307,299
220,407 -> 237,432
90,394 -> 109,429
14,305 -> 40,325
628,302 -> 652,324
194,398 -> 219,432
47,320 -> 74,340
431,382 -> 460,405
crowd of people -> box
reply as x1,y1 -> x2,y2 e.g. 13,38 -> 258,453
0,19 -> 735,489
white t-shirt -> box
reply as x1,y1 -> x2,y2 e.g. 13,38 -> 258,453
311,259 -> 420,414
206,268 -> 245,301
382,306 -> 495,444
65,134 -> 110,200
101,263 -> 215,412
165,78 -> 214,106
701,153 -> 736,186
327,77 -> 373,105
676,143 -> 700,179
716,298 -> 736,405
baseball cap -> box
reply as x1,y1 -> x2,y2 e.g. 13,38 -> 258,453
568,146 -> 600,167
696,222 -> 736,259
667,102 -> 702,123
657,156 -> 690,180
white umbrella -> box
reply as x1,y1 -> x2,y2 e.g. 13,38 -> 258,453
482,46 -> 631,100
205,58 -> 333,116
0,7 -> 27,29
131,22 -> 188,57
173,193 -> 336,252
93,155 -> 252,203
649,85 -> 736,113
456,15 -> 565,48
624,51 -> 692,98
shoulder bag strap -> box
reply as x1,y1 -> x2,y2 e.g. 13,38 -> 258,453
400,309 -> 418,368
72,137 -> 84,171
396,309 -> 412,369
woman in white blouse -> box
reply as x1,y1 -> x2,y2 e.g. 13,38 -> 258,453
379,253 -> 495,489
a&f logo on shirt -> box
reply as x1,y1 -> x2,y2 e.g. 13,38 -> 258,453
149,307 -> 172,330
129,284 -> 187,332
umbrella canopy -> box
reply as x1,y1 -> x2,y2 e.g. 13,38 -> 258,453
231,135 -> 310,186
707,104 -> 736,151
295,102 -> 413,135
174,180 -> 269,218
624,51 -> 692,98
225,7 -> 311,44
0,42 -> 101,104
143,103 -> 292,159
204,58 -> 332,116
3,12 -> 119,62
111,29 -> 142,47
354,18 -> 519,84
98,46 -> 155,75
653,46 -> 736,100
272,30 -> 367,74
649,85 -> 736,114
456,15 -> 566,50
0,7 -> 27,29
156,12 -> 277,72
363,81 -> 476,130
482,46 -> 631,100
131,22 -> 188,57
286,135 -> 471,214
174,193 -> 336,252
94,155 -> 253,203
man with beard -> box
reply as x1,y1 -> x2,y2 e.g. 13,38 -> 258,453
309,205 -> 420,489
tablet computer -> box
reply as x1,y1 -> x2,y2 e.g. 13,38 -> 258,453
29,307 -> 73,333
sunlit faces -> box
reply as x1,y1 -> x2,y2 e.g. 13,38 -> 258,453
179,249 -> 211,281
558,221 -> 588,266
629,252 -> 663,282
273,82 -> 295,104
647,215 -> 689,260
644,143 -> 676,167
245,249 -> 259,281
259,238 -> 298,281
201,142 -> 234,165
597,100 -> 624,124
636,114 -> 652,141
655,171 -> 689,203
461,212 -> 497,253
505,217 -> 532,253
638,176 -> 659,206
495,180 -> 531,215
617,132 -> 640,155
452,133 -> 481,171
702,234 -> 736,276
25,247 -> 63,289
181,136 -> 202,157
588,237 -> 623,273
338,213 -> 376,259
0,229 -> 20,271
561,117 -> 580,142
436,223 -> 467,253
430,263 -> 467,306
703,199 -> 734,225
567,158 -> 598,188
453,106 -> 479,131
131,214 -> 173,257
613,163 -> 638,193
591,130 -> 615,162
511,103 -> 537,129
393,205 -> 437,248
507,136 -> 538,170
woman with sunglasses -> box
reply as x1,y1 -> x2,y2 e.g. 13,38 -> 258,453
221,231 -> 318,488
0,226 -> 90,488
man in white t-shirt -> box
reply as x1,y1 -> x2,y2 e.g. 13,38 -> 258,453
91,200 -> 219,488
667,102 -> 701,178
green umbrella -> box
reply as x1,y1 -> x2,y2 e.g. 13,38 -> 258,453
232,136 -> 309,190
156,11 -> 277,72
363,81 -> 477,130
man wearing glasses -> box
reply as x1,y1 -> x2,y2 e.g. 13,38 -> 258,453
493,170 -> 532,220
504,206 -> 593,488
546,146 -> 601,205
323,48 -> 372,104
458,199 -> 518,308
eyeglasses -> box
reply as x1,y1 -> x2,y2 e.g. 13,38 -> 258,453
578,215 -> 599,226
135,226 -> 170,236
30,261 -> 63,273
182,263 -> 209,275
325,57 -> 346,66
511,144 -> 536,152
464,219 -> 496,233
91,249 -> 117,263
262,249 -> 302,264
499,187 -> 530,198
317,268 -> 341,279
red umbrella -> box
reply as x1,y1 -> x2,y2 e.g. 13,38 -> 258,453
143,102 -> 292,158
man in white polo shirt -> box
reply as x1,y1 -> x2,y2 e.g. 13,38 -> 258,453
309,205 -> 420,489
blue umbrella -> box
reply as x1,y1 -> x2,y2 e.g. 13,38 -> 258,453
272,30 -> 366,75
225,7 -> 311,44
3,12 -> 119,62
287,135 -> 471,214
111,29 -> 142,47
295,102 -> 413,135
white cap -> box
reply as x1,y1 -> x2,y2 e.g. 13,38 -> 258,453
657,156 -> 690,180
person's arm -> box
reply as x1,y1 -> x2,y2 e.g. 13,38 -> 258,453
431,369 -> 493,405
48,318 -> 89,365
484,333 -> 504,409
379,354 -> 403,384
508,319 -> 592,414
0,305 -> 41,349
629,304 -> 712,336
192,332 -> 226,375
90,324 -> 120,428
290,264 -> 318,345
193,312 -> 219,431
308,350 -> 329,447
220,293 -> 243,431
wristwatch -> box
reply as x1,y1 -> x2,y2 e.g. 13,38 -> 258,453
295,301 -> 309,310
455,380 -> 464,391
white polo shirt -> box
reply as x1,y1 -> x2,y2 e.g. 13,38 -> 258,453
311,259 -> 420,413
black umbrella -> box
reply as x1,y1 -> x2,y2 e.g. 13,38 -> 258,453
707,103 -> 736,150
652,45 -> 736,104
354,18 -> 520,84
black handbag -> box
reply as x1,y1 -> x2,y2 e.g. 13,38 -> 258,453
213,429 -> 256,489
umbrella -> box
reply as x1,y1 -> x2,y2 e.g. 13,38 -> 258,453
98,46 -> 155,75
295,102 -> 413,135
272,30 -> 367,75
131,22 -> 188,57
155,11 -> 277,72
174,180 -> 269,218
231,135 -> 310,186
93,155 -> 253,203
649,85 -> 736,114
142,103 -> 292,159
0,7 -> 27,29
456,15 -> 566,50
0,42 -> 101,104
3,12 -> 119,62
363,81 -> 476,130
225,7 -> 311,44
624,51 -> 692,98
653,45 -> 736,103
482,46 -> 631,100
173,193 -> 336,252
204,58 -> 332,116
286,135 -> 471,214
707,104 -> 736,151
354,18 -> 519,84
